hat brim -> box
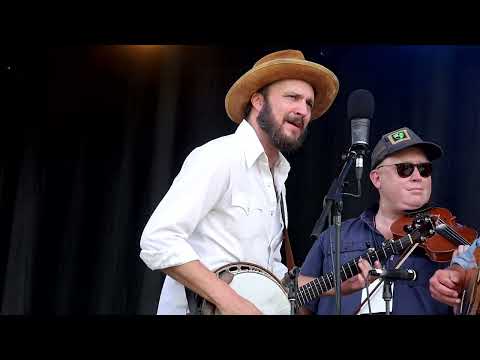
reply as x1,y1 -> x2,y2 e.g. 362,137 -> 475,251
372,141 -> 444,169
416,142 -> 444,162
225,58 -> 339,123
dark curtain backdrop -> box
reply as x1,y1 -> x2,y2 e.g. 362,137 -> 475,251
2,45 -> 479,314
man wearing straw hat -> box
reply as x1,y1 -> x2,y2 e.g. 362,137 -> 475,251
140,49 -> 367,315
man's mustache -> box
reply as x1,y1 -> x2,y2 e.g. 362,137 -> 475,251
285,115 -> 305,129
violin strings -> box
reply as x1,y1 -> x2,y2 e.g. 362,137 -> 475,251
435,218 -> 470,246
437,222 -> 469,245
440,226 -> 470,245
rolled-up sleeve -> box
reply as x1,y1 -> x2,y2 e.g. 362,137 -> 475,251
451,237 -> 480,269
272,249 -> 288,280
140,145 -> 229,270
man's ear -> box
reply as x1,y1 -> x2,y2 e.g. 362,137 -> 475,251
370,169 -> 381,190
251,92 -> 264,112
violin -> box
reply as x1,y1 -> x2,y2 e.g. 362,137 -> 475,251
390,207 -> 478,263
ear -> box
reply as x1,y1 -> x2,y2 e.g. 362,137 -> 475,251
369,169 -> 381,190
251,92 -> 264,112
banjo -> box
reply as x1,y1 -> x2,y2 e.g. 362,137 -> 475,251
459,268 -> 480,315
458,247 -> 480,315
189,214 -> 436,315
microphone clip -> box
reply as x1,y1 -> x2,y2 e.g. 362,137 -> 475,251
341,149 -> 364,199
368,268 -> 417,282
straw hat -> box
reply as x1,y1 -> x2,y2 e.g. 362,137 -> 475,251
225,49 -> 339,123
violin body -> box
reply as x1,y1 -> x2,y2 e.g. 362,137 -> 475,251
390,207 -> 478,263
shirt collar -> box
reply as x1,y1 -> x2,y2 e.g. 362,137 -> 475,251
235,120 -> 291,176
361,202 -> 436,233
360,203 -> 379,232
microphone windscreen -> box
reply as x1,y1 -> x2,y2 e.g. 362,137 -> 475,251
347,89 -> 375,120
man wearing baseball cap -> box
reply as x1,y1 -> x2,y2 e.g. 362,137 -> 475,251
299,127 -> 453,315
140,49 -> 344,314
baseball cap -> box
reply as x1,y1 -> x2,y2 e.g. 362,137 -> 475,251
371,127 -> 443,169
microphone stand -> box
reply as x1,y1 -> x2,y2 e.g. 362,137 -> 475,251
286,267 -> 300,315
310,146 -> 367,315
382,278 -> 393,315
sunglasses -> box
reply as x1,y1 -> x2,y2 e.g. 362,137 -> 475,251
376,162 -> 433,178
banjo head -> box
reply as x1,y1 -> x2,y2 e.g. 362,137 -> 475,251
209,262 -> 291,315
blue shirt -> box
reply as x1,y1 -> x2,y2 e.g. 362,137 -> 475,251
452,237 -> 480,269
300,206 -> 451,315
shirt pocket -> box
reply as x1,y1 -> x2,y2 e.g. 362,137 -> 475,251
231,191 -> 266,215
229,191 -> 267,240
324,242 -> 367,273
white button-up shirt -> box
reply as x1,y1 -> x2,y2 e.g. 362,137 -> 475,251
140,120 -> 290,314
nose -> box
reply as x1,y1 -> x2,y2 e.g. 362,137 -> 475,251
294,100 -> 310,119
410,166 -> 423,181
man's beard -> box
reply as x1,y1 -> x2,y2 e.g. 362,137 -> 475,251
257,101 -> 308,153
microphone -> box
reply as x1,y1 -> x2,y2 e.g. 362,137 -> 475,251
369,268 -> 417,281
348,89 -> 374,150
347,89 -> 375,181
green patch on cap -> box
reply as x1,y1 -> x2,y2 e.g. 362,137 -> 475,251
387,129 -> 411,145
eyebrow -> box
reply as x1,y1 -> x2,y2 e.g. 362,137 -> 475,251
285,91 -> 314,107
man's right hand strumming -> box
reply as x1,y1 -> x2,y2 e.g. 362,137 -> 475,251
429,265 -> 465,307
215,293 -> 263,315
163,260 -> 263,315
